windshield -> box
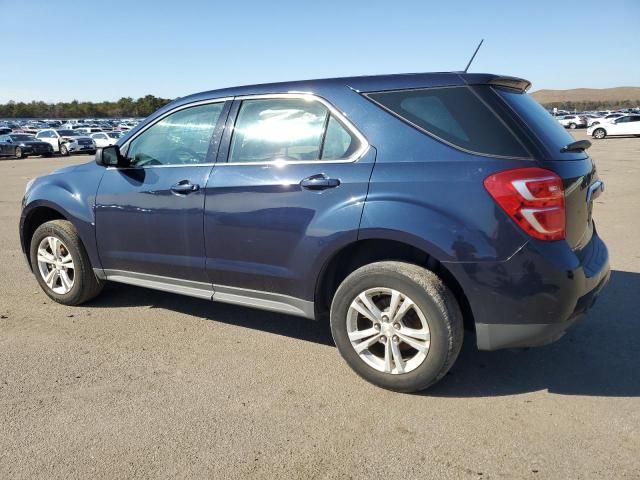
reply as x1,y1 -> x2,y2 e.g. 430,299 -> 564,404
107,132 -> 123,138
56,130 -> 79,136
495,87 -> 587,160
10,134 -> 35,141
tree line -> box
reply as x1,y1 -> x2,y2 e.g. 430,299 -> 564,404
0,95 -> 172,119
1,95 -> 637,119
540,99 -> 639,112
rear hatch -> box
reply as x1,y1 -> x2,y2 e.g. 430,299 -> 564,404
488,85 -> 600,250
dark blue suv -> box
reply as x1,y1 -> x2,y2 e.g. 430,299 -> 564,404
20,72 -> 610,392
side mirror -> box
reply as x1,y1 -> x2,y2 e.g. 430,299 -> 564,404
96,145 -> 129,167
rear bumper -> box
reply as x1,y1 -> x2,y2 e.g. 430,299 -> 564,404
475,270 -> 609,350
445,229 -> 610,350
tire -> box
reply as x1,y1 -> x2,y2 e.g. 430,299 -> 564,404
593,128 -> 606,139
60,144 -> 69,156
569,123 -> 577,129
29,220 -> 103,305
330,261 -> 463,392
15,147 -> 25,159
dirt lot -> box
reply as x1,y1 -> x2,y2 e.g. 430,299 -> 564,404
1,131 -> 639,479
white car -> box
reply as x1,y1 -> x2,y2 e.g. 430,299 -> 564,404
588,115 -> 640,139
34,129 -> 96,155
557,115 -> 587,129
591,113 -> 625,126
91,131 -> 123,148
74,127 -> 104,135
580,114 -> 604,127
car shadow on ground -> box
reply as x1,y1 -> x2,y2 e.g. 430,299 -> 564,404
89,269 -> 639,398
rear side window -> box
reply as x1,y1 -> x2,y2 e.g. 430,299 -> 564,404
366,86 -> 529,158
228,98 -> 360,163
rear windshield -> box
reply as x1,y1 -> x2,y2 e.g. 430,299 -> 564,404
365,86 -> 530,158
495,88 -> 586,160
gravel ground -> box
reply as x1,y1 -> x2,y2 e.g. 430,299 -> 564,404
1,131 -> 639,479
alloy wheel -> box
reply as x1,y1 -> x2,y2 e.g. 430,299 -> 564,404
37,236 -> 75,294
346,287 -> 431,374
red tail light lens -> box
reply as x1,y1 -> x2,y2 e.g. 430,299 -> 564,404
484,167 -> 565,241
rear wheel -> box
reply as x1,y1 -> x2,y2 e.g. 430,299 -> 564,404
330,261 -> 463,392
593,128 -> 606,139
30,220 -> 103,305
569,123 -> 577,129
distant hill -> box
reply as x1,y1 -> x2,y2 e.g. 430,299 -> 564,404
531,87 -> 640,109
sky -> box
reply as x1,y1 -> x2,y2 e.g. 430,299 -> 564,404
1,0 -> 639,103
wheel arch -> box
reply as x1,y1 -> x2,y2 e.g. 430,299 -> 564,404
313,238 -> 475,333
20,199 -> 100,272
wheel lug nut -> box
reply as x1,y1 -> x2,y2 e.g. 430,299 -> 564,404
374,323 -> 381,331
392,335 -> 399,343
380,336 -> 387,343
393,323 -> 401,330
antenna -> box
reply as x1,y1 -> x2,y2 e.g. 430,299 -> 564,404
464,39 -> 484,73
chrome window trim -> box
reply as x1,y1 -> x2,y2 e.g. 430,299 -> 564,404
363,85 -> 532,161
110,93 -> 369,170
111,97 -> 233,170
219,92 -> 369,167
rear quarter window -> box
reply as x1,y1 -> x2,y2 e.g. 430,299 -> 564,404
365,86 -> 530,159
494,88 -> 587,160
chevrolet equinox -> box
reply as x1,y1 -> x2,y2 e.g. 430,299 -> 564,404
20,72 -> 610,392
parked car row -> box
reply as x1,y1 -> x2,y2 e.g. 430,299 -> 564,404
555,112 -> 634,129
0,126 -> 125,159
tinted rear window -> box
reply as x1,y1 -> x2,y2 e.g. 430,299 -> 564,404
495,88 -> 586,160
366,86 -> 529,158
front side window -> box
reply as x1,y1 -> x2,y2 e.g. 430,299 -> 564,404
366,86 -> 530,158
228,97 -> 360,163
127,102 -> 223,166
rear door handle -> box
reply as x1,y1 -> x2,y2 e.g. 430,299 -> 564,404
170,180 -> 200,194
300,174 -> 340,190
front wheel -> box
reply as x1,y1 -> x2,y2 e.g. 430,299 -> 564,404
59,144 -> 69,156
593,128 -> 606,139
30,220 -> 103,305
330,261 -> 463,392
569,123 -> 577,129
15,147 -> 25,159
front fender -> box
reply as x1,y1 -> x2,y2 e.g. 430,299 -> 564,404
20,165 -> 104,269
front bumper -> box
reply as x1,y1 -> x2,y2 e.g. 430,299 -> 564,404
446,229 -> 610,350
66,142 -> 96,153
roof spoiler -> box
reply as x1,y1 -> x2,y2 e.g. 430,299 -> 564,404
488,76 -> 532,92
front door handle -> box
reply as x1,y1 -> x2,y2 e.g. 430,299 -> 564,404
170,180 -> 200,194
300,174 -> 341,190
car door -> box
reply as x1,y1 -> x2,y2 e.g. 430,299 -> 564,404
95,100 -> 230,286
628,116 -> 640,135
203,94 -> 374,303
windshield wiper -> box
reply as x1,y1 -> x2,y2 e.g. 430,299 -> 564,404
561,139 -> 591,153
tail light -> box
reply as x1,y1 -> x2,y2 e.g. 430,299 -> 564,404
484,167 -> 565,241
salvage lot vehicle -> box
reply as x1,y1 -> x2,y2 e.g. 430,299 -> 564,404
91,131 -> 122,147
557,114 -> 587,129
589,114 -> 640,139
19,72 -> 609,392
34,129 -> 96,156
0,133 -> 53,158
